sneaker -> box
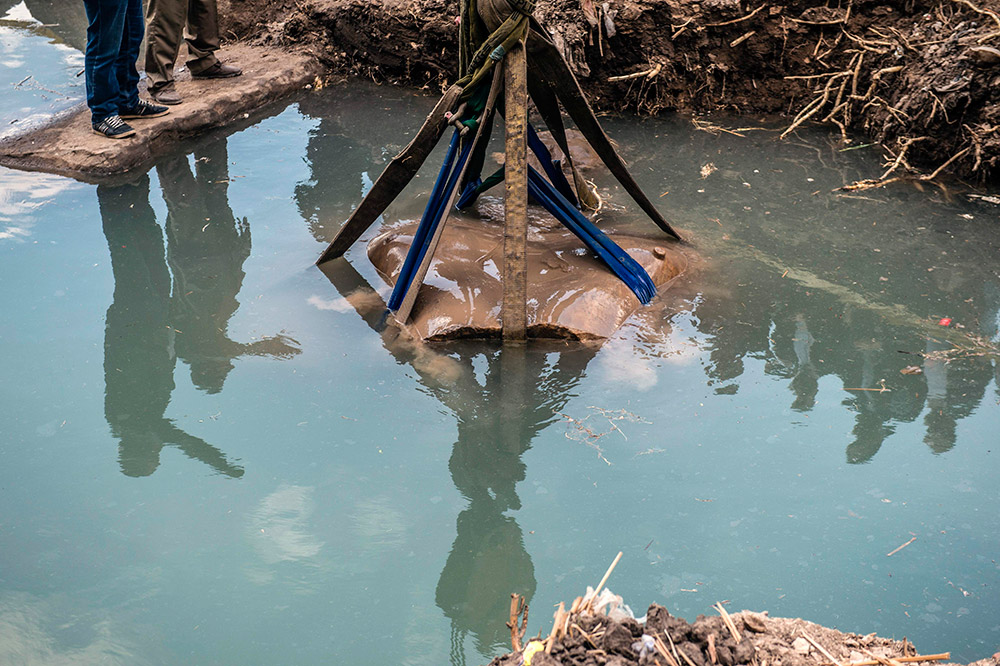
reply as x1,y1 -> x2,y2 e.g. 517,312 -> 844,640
92,115 -> 136,139
120,99 -> 170,119
150,86 -> 183,105
191,62 -> 242,79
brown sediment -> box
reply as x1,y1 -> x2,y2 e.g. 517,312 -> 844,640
359,127 -> 691,341
0,44 -> 319,182
223,0 -> 1000,182
367,213 -> 689,341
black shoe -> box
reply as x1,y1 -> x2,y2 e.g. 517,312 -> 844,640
120,99 -> 171,119
92,115 -> 136,139
191,62 -> 242,79
150,86 -> 183,105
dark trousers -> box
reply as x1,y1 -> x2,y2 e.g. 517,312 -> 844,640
144,0 -> 220,91
83,0 -> 143,124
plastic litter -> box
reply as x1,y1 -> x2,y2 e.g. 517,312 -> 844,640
582,586 -> 636,622
523,639 -> 545,665
632,634 -> 656,658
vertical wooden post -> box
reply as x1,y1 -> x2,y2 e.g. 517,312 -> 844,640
502,40 -> 529,342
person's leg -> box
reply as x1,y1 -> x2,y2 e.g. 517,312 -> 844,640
144,0 -> 186,92
184,0 -> 220,74
83,0 -> 127,124
114,0 -> 144,112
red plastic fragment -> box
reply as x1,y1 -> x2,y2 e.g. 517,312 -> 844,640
938,317 -> 952,326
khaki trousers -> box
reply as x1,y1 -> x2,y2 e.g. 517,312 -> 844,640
144,0 -> 220,91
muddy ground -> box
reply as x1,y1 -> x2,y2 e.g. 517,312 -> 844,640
485,603 -> 998,666
220,0 -> 1000,183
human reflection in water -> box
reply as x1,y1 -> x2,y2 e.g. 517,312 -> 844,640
100,140 -> 298,477
100,175 -> 244,478
319,261 -> 596,664
294,88 -> 436,243
158,140 -> 300,394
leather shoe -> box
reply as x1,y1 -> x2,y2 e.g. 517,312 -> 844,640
192,62 -> 242,79
150,86 -> 183,105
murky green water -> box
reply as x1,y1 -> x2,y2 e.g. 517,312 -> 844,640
2,7 -> 999,665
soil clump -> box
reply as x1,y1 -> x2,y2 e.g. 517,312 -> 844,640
486,602 -> 998,666
222,0 -> 1000,182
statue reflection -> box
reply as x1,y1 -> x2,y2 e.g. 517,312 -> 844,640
99,139 -> 298,477
693,264 -> 995,464
319,261 -> 597,664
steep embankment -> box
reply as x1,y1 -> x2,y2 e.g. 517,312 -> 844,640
222,0 -> 1000,183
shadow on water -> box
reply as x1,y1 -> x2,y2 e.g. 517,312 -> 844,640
98,137 -> 299,478
319,259 -> 599,663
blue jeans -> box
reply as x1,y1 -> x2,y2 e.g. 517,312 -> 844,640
83,0 -> 144,124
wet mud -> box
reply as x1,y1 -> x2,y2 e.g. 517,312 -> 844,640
224,0 -> 1000,181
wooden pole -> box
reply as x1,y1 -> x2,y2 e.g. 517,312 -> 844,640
502,40 -> 529,342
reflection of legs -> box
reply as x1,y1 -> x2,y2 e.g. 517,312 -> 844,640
194,140 -> 247,249
923,345 -> 956,455
157,152 -> 198,226
923,404 -> 957,455
98,176 -> 174,477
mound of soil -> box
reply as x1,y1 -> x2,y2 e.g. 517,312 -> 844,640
486,604 -> 998,666
220,0 -> 1000,181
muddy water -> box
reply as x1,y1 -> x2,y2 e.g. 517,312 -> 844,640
2,12 -> 1000,666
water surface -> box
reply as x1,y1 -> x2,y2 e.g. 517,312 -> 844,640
1,13 -> 999,666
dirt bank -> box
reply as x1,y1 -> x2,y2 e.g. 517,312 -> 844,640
221,0 -> 1000,183
486,600 -> 998,666
0,44 -> 319,182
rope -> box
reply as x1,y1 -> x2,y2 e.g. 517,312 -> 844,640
455,0 -> 534,102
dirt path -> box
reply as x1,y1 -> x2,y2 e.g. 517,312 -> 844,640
0,43 -> 319,182
222,0 -> 1000,183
